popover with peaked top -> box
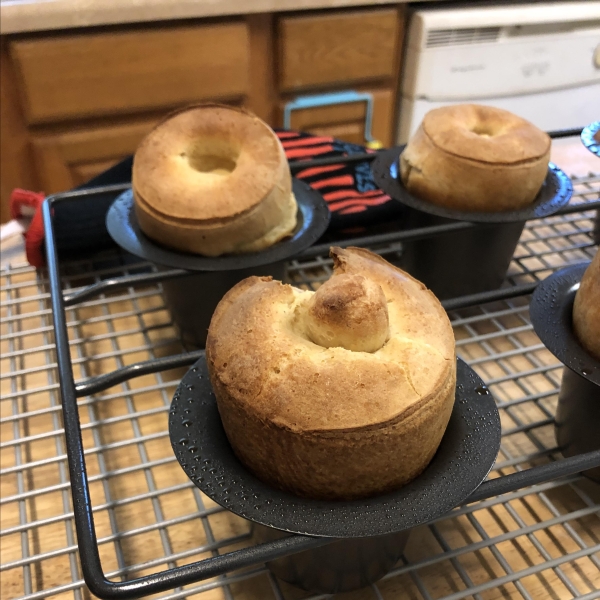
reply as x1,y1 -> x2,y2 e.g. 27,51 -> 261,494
573,248 -> 600,361
400,104 -> 551,212
132,104 -> 297,256
206,247 -> 456,500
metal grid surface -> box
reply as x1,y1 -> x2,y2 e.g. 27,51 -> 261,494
1,173 -> 600,600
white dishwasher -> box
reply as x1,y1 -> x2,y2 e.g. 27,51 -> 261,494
397,1 -> 600,143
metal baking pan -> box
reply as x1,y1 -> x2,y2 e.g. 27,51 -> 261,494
169,356 -> 501,592
36,134 -> 600,599
530,262 -> 600,482
106,181 -> 330,347
371,147 -> 573,299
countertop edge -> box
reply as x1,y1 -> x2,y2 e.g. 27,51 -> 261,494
0,0 -> 404,35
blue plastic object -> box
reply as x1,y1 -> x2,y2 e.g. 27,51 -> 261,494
283,90 -> 374,142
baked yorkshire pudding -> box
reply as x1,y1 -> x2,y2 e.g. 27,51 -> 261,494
400,104 -> 551,212
206,247 -> 456,500
132,104 -> 297,256
573,248 -> 600,361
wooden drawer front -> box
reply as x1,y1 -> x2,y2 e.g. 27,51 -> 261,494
11,22 -> 249,124
278,9 -> 398,92
284,88 -> 394,147
31,119 -> 159,193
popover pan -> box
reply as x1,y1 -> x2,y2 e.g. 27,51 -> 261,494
580,121 -> 600,244
169,356 -> 501,593
530,262 -> 600,482
372,147 -> 573,300
106,180 -> 330,347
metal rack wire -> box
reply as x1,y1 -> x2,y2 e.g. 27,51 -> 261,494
1,171 -> 600,600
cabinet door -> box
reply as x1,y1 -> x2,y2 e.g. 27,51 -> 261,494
10,21 -> 249,124
278,8 -> 399,92
30,119 -> 160,193
281,88 -> 394,147
1,41 -> 38,223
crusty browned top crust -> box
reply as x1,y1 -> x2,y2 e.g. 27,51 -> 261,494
422,104 -> 550,165
400,104 -> 551,212
573,248 -> 600,361
132,103 -> 288,223
131,103 -> 297,256
207,247 -> 454,432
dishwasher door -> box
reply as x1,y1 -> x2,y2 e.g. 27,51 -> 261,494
398,81 -> 600,142
397,1 -> 600,142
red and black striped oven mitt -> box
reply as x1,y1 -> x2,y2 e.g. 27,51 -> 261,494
276,130 -> 407,233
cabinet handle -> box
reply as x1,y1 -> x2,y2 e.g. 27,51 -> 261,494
283,90 -> 377,145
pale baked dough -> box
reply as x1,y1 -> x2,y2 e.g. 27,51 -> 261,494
573,248 -> 600,361
132,104 -> 297,256
206,247 -> 456,500
400,104 -> 551,212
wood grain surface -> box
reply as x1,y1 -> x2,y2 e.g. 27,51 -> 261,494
0,41 -> 39,223
29,116 -> 161,193
10,21 -> 250,124
278,8 -> 398,91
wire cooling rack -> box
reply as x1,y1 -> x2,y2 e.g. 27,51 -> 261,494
2,172 -> 600,600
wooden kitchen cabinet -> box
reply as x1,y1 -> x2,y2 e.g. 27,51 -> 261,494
278,9 -> 399,92
10,21 -> 250,124
30,118 -> 161,192
0,6 -> 405,223
1,40 -> 37,223
28,100 -> 238,193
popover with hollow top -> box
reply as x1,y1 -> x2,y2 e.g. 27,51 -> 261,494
132,104 -> 297,256
400,104 -> 551,212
